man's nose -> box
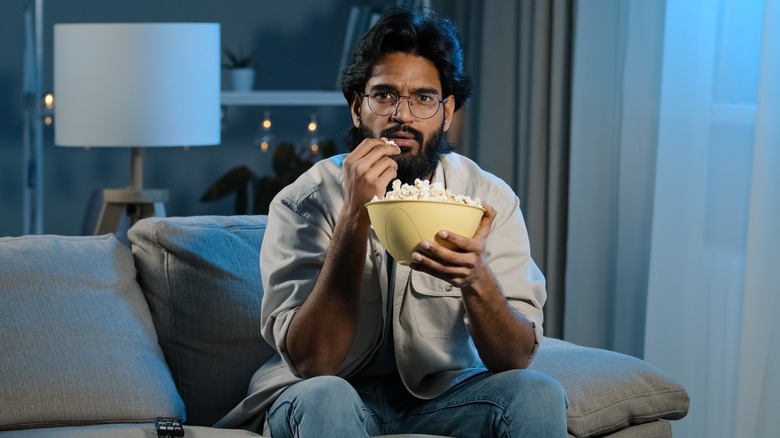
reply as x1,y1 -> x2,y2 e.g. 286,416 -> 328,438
392,96 -> 414,120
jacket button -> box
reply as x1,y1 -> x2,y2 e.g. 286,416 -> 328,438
445,285 -> 453,292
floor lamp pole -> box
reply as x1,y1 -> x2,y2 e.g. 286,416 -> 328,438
130,146 -> 144,191
94,147 -> 169,245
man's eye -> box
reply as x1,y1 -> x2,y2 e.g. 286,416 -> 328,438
373,92 -> 395,101
415,93 -> 435,104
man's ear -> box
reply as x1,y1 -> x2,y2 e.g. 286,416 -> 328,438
350,92 -> 362,128
442,96 -> 456,132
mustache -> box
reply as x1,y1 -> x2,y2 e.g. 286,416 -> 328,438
379,126 -> 424,146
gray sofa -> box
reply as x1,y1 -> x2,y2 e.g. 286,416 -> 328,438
0,215 -> 689,437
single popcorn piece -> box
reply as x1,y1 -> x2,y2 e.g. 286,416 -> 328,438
372,179 -> 483,208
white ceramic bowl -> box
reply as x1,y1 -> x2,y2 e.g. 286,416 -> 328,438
365,199 -> 485,264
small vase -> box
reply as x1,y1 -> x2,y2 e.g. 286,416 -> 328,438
230,68 -> 255,91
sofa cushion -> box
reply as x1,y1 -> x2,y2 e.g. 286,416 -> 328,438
0,423 -> 264,437
128,215 -> 276,427
531,338 -> 689,438
0,234 -> 185,431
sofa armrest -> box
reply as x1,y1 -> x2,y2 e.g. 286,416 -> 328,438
530,337 -> 689,438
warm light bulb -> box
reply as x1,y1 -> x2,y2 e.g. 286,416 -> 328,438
44,116 -> 53,126
44,93 -> 54,109
263,119 -> 272,129
261,141 -> 270,152
307,113 -> 318,132
310,143 -> 319,153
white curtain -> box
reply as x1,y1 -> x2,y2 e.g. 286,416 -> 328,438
569,0 -> 779,436
642,0 -> 780,437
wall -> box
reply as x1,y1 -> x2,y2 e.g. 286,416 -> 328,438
0,0 -> 361,236
1,1 -> 484,238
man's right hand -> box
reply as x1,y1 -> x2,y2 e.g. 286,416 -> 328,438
342,137 -> 400,221
285,137 -> 399,378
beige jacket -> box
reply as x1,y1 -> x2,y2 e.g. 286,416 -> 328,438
215,152 -> 546,431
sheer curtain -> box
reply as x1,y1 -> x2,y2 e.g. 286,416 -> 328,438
568,0 -> 779,435
642,0 -> 780,437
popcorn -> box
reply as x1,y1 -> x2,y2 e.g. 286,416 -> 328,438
373,179 -> 483,208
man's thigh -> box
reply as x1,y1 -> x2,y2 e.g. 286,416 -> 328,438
352,370 -> 567,437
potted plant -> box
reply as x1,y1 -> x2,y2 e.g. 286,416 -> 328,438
222,45 -> 255,91
201,140 -> 337,215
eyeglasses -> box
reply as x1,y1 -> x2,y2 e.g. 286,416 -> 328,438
361,90 -> 447,120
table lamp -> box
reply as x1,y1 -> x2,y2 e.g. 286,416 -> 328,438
54,23 -> 220,239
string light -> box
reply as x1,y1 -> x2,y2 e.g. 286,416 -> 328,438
303,114 -> 320,157
255,111 -> 274,152
43,92 -> 55,126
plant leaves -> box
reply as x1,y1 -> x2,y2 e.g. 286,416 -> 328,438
272,143 -> 300,177
200,166 -> 255,201
252,176 -> 285,215
235,185 -> 249,215
320,139 -> 337,158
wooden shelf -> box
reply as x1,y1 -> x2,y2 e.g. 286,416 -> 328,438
221,90 -> 347,106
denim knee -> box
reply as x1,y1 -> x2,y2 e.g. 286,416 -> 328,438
500,369 -> 568,437
268,376 -> 374,438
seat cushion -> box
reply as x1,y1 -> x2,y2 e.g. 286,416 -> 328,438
531,338 -> 689,438
0,234 -> 185,431
0,423 -> 262,438
128,215 -> 276,426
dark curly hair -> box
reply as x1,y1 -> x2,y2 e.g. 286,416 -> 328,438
340,7 -> 473,112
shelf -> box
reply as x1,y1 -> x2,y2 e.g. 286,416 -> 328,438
221,90 -> 347,106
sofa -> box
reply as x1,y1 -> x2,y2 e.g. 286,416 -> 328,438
0,214 -> 689,437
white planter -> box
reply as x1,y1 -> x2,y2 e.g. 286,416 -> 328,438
229,68 -> 255,91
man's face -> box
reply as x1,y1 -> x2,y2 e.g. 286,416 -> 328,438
350,52 -> 456,184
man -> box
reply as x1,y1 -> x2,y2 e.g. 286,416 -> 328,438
222,7 -> 568,437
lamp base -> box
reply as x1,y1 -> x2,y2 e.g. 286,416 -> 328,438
94,188 -> 169,244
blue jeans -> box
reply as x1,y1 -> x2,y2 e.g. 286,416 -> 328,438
267,370 -> 568,437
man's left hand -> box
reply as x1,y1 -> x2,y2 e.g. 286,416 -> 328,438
409,201 -> 497,289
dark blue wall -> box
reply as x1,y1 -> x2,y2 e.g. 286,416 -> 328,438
0,0 -> 366,236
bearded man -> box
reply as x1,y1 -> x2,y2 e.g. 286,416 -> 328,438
220,7 -> 568,438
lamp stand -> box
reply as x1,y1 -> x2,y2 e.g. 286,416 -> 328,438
94,147 -> 168,243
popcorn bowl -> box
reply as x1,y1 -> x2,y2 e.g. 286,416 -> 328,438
365,199 -> 485,265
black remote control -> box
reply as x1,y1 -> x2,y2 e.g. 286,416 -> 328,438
155,417 -> 184,437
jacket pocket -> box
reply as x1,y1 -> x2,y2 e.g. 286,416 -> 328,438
409,271 -> 469,340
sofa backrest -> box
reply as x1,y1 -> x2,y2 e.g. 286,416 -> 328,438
129,215 -> 276,426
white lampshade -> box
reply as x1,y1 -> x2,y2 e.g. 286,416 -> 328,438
54,23 -> 221,147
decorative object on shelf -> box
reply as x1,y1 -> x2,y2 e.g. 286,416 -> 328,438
336,3 -> 381,88
54,23 -> 221,244
201,139 -> 336,215
222,44 -> 255,92
254,111 -> 274,152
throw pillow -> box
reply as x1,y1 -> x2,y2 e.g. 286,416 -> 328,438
0,234 -> 185,431
128,215 -> 276,426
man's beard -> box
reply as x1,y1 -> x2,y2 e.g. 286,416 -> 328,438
345,121 -> 453,186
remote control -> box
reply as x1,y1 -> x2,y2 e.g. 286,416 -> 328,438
155,417 -> 184,437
